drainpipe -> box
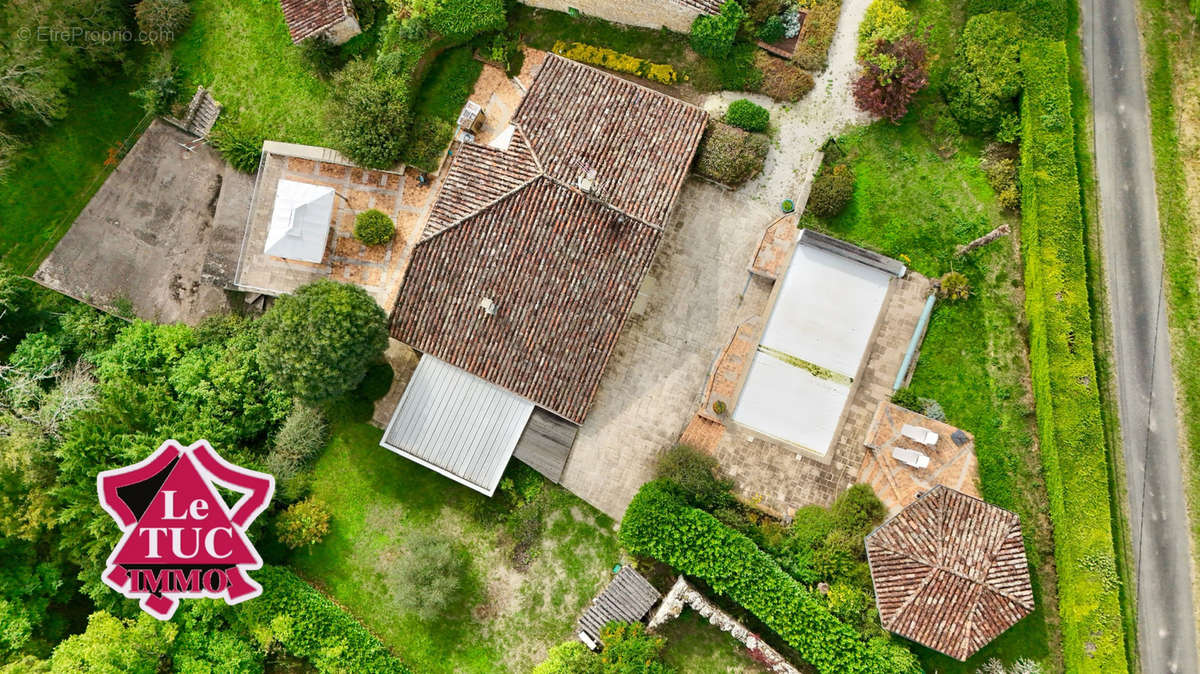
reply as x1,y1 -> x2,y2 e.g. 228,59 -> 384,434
893,294 -> 937,391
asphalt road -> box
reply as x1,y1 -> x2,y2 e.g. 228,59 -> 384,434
1082,0 -> 1199,671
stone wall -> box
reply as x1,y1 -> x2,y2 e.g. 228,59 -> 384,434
519,0 -> 701,33
324,15 -> 361,45
648,577 -> 802,674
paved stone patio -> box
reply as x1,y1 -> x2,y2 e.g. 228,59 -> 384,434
857,401 -> 980,514
559,179 -> 776,519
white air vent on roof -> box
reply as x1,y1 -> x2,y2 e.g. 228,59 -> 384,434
480,297 -> 497,316
577,169 -> 598,195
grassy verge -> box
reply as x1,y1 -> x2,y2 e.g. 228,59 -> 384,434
173,0 -> 336,144
657,610 -> 763,673
0,70 -> 148,274
1019,39 -> 1128,672
814,115 -> 1060,671
1139,0 -> 1200,645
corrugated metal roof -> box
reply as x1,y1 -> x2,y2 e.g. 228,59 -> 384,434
380,355 -> 534,495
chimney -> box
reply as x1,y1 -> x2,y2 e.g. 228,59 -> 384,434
576,168 -> 598,195
479,297 -> 497,316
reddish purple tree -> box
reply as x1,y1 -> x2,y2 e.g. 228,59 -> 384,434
853,35 -> 929,123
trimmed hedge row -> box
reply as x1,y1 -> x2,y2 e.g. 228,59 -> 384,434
234,566 -> 411,673
552,41 -> 679,84
963,0 -> 1066,37
1019,40 -> 1129,673
620,481 -> 919,674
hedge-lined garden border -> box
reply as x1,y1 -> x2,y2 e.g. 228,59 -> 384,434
1019,39 -> 1129,673
620,481 -> 919,674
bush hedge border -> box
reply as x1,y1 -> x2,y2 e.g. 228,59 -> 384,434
1019,39 -> 1129,673
619,480 -> 919,674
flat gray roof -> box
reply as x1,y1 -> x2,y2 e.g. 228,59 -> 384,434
380,355 -> 534,495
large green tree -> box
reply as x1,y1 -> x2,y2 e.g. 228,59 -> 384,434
255,280 -> 388,406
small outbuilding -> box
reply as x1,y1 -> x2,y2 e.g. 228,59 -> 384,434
279,0 -> 361,45
866,485 -> 1034,661
576,566 -> 661,648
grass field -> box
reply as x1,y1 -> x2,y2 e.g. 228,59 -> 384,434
173,0 -> 335,144
292,401 -> 759,672
0,71 -> 148,274
815,114 -> 1061,671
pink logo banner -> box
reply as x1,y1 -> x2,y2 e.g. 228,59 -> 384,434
98,440 -> 274,619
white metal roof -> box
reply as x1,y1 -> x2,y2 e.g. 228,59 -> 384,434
380,355 -> 534,495
264,179 -> 334,262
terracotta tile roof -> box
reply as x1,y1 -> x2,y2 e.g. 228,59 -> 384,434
392,178 -> 662,423
866,485 -> 1034,661
513,55 -> 708,228
672,0 -> 724,13
422,128 -> 540,239
278,0 -> 352,42
391,55 -> 706,422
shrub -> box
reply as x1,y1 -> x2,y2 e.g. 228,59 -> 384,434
982,144 -> 1021,211
748,0 -> 786,23
693,120 -> 769,186
390,532 -> 467,620
852,34 -> 929,123
266,402 -> 329,481
328,60 -> 411,169
401,116 -> 454,172
792,0 -> 842,70
690,0 -> 748,59
620,481 -> 919,673
301,34 -> 342,78
755,52 -> 815,101
1020,40 -> 1127,671
552,41 -> 679,85
807,163 -> 855,217
599,623 -> 670,672
830,484 -> 886,538
944,12 -> 1023,136
134,0 -> 190,47
725,99 -> 771,132
857,0 -> 914,64
256,279 -> 390,405
758,15 -> 787,43
132,55 -> 180,115
782,5 -> 804,38
654,444 -> 735,511
716,42 -> 765,90
354,209 -> 396,246
532,641 -> 602,674
277,498 -> 332,548
938,270 -> 971,300
234,566 -> 411,672
9,332 -> 64,374
890,387 -> 922,412
209,122 -> 263,173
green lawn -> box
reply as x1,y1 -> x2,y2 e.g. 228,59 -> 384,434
657,610 -> 762,673
292,403 -> 625,673
0,70 -> 148,274
173,0 -> 335,144
815,116 -> 1060,671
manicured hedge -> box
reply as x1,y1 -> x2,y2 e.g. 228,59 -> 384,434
1019,40 -> 1129,673
793,0 -> 843,70
963,0 -> 1066,37
693,120 -> 769,186
234,566 -> 411,673
552,41 -> 679,84
620,481 -> 919,674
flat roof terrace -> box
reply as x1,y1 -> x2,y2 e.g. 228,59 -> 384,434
232,142 -> 435,308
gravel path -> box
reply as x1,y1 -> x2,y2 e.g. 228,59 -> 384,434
702,0 -> 874,208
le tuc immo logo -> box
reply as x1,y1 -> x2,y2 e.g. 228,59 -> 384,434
97,440 -> 274,620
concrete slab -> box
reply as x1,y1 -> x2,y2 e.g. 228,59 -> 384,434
33,120 -> 249,324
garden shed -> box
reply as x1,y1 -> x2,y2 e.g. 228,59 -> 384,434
264,179 -> 334,263
576,566 -> 661,646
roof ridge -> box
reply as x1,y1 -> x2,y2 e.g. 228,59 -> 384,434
419,173 -> 542,244
539,173 -> 662,232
